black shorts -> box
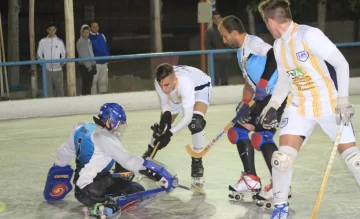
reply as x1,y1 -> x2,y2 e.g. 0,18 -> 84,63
74,172 -> 144,206
240,95 -> 287,132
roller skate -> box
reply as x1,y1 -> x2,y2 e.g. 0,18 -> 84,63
82,200 -> 121,219
270,203 -> 289,219
228,173 -> 261,201
255,182 -> 292,210
191,157 -> 205,192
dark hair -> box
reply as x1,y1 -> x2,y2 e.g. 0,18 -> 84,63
258,0 -> 292,23
90,21 -> 98,26
212,11 -> 221,17
47,22 -> 57,29
156,63 -> 174,82
220,15 -> 245,34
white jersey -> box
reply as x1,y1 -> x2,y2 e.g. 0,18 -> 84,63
155,65 -> 211,134
272,22 -> 343,118
54,122 -> 144,189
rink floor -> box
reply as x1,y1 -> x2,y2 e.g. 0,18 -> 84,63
1,96 -> 360,219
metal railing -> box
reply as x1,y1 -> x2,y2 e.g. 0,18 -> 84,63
0,41 -> 360,98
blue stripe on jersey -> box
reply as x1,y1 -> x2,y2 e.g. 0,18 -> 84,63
325,61 -> 338,91
74,123 -> 113,172
237,49 -> 278,94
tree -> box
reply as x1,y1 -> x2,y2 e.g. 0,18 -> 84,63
8,0 -> 21,87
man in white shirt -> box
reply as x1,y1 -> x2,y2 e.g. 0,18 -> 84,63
142,63 -> 212,186
37,23 -> 66,97
258,0 -> 359,218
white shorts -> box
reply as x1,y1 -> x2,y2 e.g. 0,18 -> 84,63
170,84 -> 212,115
279,107 -> 356,145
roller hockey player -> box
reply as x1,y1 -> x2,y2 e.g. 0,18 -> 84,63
218,15 -> 289,207
258,0 -> 360,218
43,103 -> 177,218
142,63 -> 212,188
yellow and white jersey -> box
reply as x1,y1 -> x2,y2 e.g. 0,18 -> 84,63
273,21 -> 339,118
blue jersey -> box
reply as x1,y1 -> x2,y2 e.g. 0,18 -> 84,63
237,35 -> 278,94
74,123 -> 114,172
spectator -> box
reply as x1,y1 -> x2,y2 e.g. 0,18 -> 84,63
205,12 -> 231,86
76,24 -> 97,95
89,21 -> 110,94
37,22 -> 66,97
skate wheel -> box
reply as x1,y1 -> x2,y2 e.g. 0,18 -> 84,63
234,194 -> 244,201
252,194 -> 257,200
256,201 -> 264,207
265,201 -> 272,209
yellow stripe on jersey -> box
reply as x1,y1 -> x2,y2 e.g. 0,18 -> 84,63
289,24 -> 322,118
280,42 -> 294,109
302,42 -> 336,114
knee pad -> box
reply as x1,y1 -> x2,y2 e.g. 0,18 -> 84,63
271,151 -> 295,172
251,131 -> 275,151
227,126 -> 250,144
188,112 -> 206,135
344,150 -> 360,173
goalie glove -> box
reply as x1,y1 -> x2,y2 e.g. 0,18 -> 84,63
259,101 -> 280,130
336,96 -> 355,126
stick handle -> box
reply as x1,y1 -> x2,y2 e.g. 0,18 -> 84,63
310,122 -> 344,219
150,128 -> 167,158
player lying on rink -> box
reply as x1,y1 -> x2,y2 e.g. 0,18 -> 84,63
142,64 -> 212,187
218,15 -> 290,207
258,0 -> 360,218
43,102 -> 178,218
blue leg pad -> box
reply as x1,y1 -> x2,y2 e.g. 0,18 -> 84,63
227,127 -> 250,144
43,165 -> 74,201
251,131 -> 275,151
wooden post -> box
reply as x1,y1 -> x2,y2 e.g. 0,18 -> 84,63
150,0 -> 163,53
64,0 -> 76,96
200,0 -> 206,73
29,0 -> 37,98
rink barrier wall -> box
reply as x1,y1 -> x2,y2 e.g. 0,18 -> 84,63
1,78 -> 360,120
0,41 -> 359,98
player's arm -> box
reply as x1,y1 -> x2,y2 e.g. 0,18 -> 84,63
305,27 -> 354,125
154,79 -> 171,113
94,131 -> 145,173
54,123 -> 84,167
242,81 -> 254,103
305,28 -> 349,98
260,61 -> 289,129
169,78 -> 195,135
248,37 -> 277,100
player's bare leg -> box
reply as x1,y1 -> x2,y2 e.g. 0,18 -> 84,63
190,101 -> 208,187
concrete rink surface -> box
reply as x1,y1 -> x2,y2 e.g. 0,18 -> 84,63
0,96 -> 360,219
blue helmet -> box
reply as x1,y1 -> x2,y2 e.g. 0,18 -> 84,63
98,103 -> 127,131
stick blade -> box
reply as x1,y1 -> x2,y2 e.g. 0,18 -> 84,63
185,144 -> 205,158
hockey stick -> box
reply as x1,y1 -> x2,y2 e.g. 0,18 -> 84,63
185,100 -> 255,158
310,121 -> 344,219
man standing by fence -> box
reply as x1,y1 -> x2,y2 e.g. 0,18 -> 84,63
89,21 -> 110,94
37,23 -> 66,97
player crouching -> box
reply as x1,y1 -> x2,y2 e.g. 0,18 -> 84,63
142,64 -> 212,188
43,103 -> 178,218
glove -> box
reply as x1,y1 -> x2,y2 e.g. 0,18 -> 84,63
139,168 -> 163,182
235,98 -> 251,124
336,96 -> 355,126
151,123 -> 162,139
159,111 -> 172,131
259,101 -> 280,130
153,129 -> 173,150
255,78 -> 270,101
90,65 -> 97,75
